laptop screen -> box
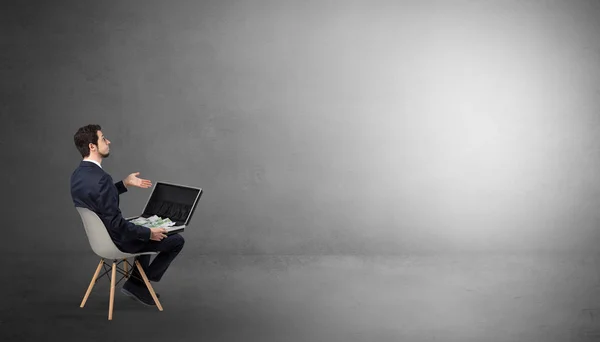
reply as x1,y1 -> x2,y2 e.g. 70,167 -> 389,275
141,182 -> 203,226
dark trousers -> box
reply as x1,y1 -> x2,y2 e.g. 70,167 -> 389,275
128,233 -> 185,284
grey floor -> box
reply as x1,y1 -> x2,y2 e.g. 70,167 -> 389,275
3,251 -> 600,342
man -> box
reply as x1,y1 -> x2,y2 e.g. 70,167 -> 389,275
70,124 -> 185,306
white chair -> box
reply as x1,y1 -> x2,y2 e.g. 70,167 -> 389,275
75,207 -> 163,320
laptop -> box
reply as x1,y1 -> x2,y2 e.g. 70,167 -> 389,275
125,181 -> 203,235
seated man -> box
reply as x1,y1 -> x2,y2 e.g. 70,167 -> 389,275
70,124 -> 185,306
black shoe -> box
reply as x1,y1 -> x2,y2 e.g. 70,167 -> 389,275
121,281 -> 160,306
125,279 -> 161,298
126,274 -> 160,298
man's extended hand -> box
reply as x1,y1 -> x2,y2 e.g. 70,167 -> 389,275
124,172 -> 152,189
150,227 -> 168,241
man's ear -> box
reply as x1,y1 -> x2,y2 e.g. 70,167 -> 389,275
89,143 -> 95,151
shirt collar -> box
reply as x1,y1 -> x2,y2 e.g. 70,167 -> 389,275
83,159 -> 102,169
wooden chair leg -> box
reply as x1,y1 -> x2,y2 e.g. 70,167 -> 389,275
81,259 -> 104,308
134,260 -> 163,311
123,258 -> 129,278
108,261 -> 117,320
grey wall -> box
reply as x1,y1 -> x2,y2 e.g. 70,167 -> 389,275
3,0 -> 600,256
6,1 -> 600,341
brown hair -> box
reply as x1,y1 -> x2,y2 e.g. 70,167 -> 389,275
73,124 -> 101,158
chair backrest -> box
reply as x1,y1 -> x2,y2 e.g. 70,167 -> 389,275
76,207 -> 129,260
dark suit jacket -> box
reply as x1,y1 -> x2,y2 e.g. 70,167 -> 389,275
71,160 -> 151,253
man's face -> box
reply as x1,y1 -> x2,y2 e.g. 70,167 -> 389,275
92,130 -> 110,158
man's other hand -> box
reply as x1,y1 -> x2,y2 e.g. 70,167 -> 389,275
150,227 -> 168,241
125,172 -> 152,188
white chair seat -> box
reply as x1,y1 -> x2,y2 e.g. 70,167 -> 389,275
76,207 -> 158,260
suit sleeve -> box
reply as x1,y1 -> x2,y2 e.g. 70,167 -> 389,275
98,174 -> 151,242
114,180 -> 128,195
